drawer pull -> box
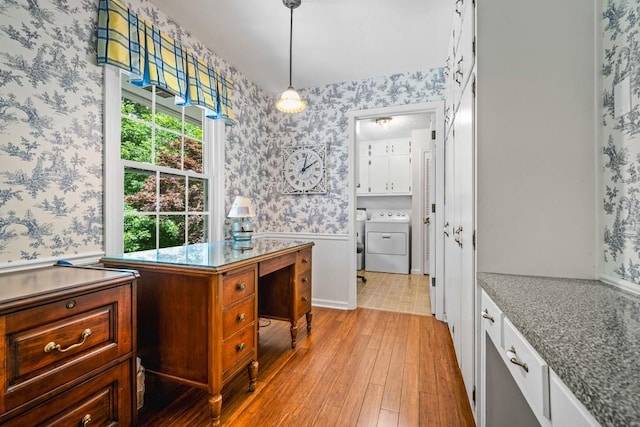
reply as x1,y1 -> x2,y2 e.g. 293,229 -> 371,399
82,414 -> 92,426
44,328 -> 92,353
301,258 -> 309,264
237,313 -> 246,322
65,300 -> 76,309
237,342 -> 245,352
236,282 -> 246,291
301,277 -> 308,284
481,309 -> 494,323
506,346 -> 529,373
301,296 -> 309,302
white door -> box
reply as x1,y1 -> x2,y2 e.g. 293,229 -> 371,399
423,151 -> 432,275
456,75 -> 476,407
444,124 -> 460,356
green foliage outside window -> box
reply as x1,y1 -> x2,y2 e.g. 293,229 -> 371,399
121,98 -> 206,253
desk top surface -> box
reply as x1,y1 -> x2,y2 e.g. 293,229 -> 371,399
101,239 -> 313,269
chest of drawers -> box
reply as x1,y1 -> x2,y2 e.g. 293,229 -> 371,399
0,265 -> 138,426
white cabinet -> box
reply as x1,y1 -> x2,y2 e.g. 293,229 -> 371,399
480,291 -> 600,427
357,139 -> 412,195
443,0 -> 475,412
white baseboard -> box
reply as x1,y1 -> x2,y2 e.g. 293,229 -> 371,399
600,274 -> 640,296
311,299 -> 351,310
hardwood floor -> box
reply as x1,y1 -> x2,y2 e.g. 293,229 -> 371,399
138,307 -> 475,426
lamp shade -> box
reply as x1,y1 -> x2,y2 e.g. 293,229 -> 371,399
276,87 -> 307,113
227,196 -> 256,218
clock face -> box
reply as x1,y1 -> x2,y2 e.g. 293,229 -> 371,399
282,146 -> 327,194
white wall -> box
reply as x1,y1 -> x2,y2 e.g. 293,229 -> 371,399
476,0 -> 598,278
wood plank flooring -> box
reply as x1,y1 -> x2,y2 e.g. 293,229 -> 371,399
137,307 -> 475,426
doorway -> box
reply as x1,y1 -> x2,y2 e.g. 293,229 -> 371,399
348,102 -> 445,319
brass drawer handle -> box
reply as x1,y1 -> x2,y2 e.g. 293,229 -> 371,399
44,328 -> 92,353
481,309 -> 494,323
82,414 -> 92,426
237,342 -> 245,352
237,313 -> 246,322
301,296 -> 309,302
506,346 -> 529,373
236,282 -> 246,291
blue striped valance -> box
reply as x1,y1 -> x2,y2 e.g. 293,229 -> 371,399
97,0 -> 234,125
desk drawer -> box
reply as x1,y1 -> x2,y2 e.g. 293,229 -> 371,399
2,285 -> 132,410
222,324 -> 255,373
223,297 -> 255,339
481,290 -> 504,349
297,270 -> 312,315
260,253 -> 296,277
1,360 -> 133,427
502,318 -> 550,420
222,268 -> 255,307
296,249 -> 312,273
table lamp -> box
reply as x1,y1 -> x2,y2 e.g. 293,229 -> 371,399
227,196 -> 256,242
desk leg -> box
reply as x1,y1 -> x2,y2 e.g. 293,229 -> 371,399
248,360 -> 258,392
209,393 -> 222,426
306,310 -> 313,333
290,322 -> 298,349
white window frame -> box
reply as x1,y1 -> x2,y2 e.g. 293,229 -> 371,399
103,66 -> 225,256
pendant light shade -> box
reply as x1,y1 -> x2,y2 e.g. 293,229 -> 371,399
276,0 -> 306,113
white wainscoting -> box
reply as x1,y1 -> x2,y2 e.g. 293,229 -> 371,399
256,232 -> 353,310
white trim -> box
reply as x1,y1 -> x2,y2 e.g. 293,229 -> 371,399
594,0 -> 603,279
311,298 -> 350,310
347,101 -> 446,316
104,66 -> 124,256
210,119 -> 226,241
255,232 -> 348,241
0,252 -> 105,273
600,274 -> 640,297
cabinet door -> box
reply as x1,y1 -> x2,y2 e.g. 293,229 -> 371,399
389,154 -> 411,193
369,155 -> 388,193
389,138 -> 411,155
357,153 -> 369,194
369,140 -> 388,156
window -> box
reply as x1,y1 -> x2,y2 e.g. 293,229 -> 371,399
104,68 -> 224,255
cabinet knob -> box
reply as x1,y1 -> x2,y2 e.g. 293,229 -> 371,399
302,258 -> 309,264
237,342 -> 246,352
506,346 -> 529,372
481,309 -> 494,323
44,328 -> 92,354
82,414 -> 92,426
301,296 -> 309,302
237,313 -> 246,322
301,277 -> 308,284
236,282 -> 246,291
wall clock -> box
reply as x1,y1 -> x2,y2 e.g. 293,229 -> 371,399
282,144 -> 327,194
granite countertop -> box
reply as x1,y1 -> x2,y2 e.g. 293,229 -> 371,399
478,273 -> 640,427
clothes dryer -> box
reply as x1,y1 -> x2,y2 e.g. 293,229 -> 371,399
365,210 -> 411,274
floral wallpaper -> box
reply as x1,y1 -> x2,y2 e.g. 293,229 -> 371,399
602,0 -> 640,286
0,0 -> 444,266
239,70 -> 445,235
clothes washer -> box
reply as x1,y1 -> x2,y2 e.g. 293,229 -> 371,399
365,210 -> 411,274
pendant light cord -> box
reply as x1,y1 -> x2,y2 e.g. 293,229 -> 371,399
288,6 -> 293,87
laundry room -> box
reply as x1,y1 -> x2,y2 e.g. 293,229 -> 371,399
355,111 -> 434,280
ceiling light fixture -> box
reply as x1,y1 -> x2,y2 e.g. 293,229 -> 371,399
376,117 -> 392,128
275,0 -> 307,114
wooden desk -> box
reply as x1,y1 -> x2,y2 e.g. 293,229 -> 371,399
100,239 -> 313,425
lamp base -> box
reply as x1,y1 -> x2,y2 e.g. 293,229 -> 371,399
232,231 -> 253,242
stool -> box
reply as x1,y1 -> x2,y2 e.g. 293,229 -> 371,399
356,242 -> 367,283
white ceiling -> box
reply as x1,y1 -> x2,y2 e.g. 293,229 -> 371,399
148,0 -> 453,94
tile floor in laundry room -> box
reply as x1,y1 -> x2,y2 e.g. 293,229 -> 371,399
357,270 -> 431,315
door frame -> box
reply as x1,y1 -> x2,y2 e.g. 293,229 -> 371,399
347,101 -> 445,319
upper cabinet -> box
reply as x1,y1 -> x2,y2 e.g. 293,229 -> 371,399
357,139 -> 412,195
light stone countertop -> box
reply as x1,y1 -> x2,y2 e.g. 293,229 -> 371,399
478,273 -> 640,427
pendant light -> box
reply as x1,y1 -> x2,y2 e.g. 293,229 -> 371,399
276,0 -> 307,113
